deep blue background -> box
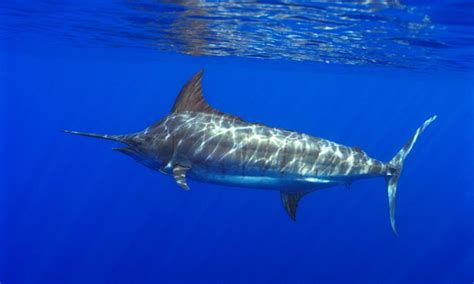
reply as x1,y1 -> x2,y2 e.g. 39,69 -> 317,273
1,46 -> 474,283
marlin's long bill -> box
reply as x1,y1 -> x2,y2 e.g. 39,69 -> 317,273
62,130 -> 127,143
63,70 -> 437,235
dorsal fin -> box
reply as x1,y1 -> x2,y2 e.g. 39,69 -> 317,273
280,191 -> 312,221
171,70 -> 242,120
172,70 -> 211,113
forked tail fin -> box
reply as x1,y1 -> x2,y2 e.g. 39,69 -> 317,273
386,115 -> 437,235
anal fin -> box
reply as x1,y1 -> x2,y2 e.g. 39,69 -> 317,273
173,165 -> 190,190
280,191 -> 312,221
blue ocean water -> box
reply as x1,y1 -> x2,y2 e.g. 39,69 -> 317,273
1,0 -> 474,283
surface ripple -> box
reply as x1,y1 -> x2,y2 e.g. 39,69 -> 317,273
1,0 -> 473,70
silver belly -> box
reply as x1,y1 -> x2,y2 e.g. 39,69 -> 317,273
187,168 -> 345,191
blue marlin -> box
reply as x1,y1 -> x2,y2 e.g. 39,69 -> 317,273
64,70 -> 436,234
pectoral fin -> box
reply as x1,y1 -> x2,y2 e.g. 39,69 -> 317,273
280,191 -> 312,221
173,166 -> 190,190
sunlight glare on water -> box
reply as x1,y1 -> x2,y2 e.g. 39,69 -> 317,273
1,0 -> 473,70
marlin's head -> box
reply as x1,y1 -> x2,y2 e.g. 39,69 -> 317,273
62,129 -> 172,172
